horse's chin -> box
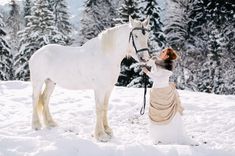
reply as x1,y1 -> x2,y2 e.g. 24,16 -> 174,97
140,57 -> 149,63
136,56 -> 150,63
132,56 -> 141,62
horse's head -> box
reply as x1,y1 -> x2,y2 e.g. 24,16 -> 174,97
128,16 -> 150,63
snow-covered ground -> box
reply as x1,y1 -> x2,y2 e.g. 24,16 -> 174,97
0,81 -> 235,156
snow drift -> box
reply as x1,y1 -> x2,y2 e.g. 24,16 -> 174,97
0,81 -> 235,156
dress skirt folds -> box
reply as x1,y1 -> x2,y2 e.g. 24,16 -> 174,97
148,84 -> 191,144
149,83 -> 184,124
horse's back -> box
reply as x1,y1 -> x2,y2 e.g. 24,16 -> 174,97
30,44 -> 79,60
30,44 -> 84,69
29,43 -> 105,89
29,44 -> 83,73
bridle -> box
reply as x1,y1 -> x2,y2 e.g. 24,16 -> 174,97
128,26 -> 151,115
128,26 -> 150,55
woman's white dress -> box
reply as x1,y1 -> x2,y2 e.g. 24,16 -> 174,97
147,60 -> 194,145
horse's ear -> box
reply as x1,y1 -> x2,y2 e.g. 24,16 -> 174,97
129,16 -> 134,27
143,16 -> 150,28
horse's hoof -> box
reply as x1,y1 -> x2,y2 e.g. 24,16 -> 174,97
33,127 -> 41,131
153,140 -> 162,145
105,127 -> 113,137
32,122 -> 42,130
96,132 -> 111,142
190,141 -> 199,146
45,120 -> 57,128
182,138 -> 199,146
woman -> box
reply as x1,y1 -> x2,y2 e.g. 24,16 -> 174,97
143,48 -> 196,145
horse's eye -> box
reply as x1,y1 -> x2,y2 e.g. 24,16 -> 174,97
134,35 -> 138,38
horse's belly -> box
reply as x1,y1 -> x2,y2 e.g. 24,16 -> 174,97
49,71 -> 95,90
55,79 -> 94,90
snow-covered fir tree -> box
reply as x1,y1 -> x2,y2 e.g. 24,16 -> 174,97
221,21 -> 235,94
116,0 -> 139,24
6,0 -> 21,37
190,0 -> 235,94
197,23 -> 223,93
23,0 -> 31,26
0,13 -> 13,80
142,0 -> 165,50
164,0 -> 193,51
164,0 -> 235,94
79,0 -> 117,45
6,0 -> 22,54
48,0 -> 73,44
164,0 -> 193,89
14,0 -> 67,80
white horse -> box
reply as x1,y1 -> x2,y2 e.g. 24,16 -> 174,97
29,16 -> 150,142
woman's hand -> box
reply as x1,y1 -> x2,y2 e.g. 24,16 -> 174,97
142,67 -> 149,74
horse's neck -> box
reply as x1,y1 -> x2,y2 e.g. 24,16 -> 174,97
109,24 -> 131,64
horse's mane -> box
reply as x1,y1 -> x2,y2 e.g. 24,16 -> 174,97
99,24 -> 127,54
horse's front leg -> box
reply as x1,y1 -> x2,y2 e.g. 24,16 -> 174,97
94,90 -> 111,142
103,89 -> 113,136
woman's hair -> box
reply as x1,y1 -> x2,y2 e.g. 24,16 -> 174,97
163,60 -> 174,71
164,48 -> 178,61
154,59 -> 174,71
154,48 -> 178,71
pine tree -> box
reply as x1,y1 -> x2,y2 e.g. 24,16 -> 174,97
222,19 -> 235,94
188,0 -> 207,38
6,0 -> 22,54
14,0 -> 66,80
162,0 -> 235,94
49,0 -> 73,44
142,0 -> 165,50
164,0 -> 194,89
79,0 -> 117,45
7,0 -> 21,37
0,13 -> 13,80
205,25 -> 224,94
116,0 -> 139,24
23,0 -> 31,26
189,0 -> 235,94
164,0 -> 192,51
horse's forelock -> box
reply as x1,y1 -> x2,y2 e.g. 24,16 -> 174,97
132,20 -> 142,28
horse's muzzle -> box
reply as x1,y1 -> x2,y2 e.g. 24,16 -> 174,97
139,56 -> 149,63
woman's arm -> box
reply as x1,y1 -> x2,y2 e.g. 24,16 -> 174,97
142,67 -> 157,79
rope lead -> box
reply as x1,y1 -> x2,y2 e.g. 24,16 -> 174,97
140,73 -> 148,115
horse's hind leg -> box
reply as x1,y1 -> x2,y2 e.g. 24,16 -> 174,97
94,90 -> 111,142
42,79 -> 57,128
32,81 -> 44,130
